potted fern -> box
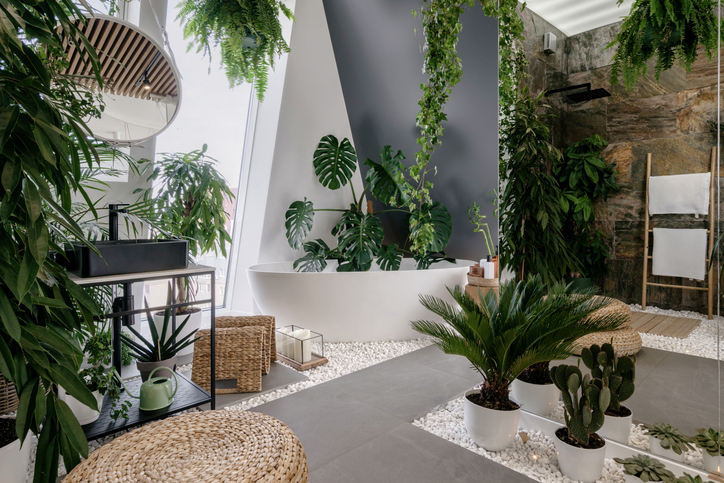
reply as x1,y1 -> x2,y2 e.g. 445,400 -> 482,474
643,422 -> 693,463
614,454 -> 674,483
412,276 -> 625,451
177,0 -> 294,101
550,363 -> 609,483
691,428 -> 724,472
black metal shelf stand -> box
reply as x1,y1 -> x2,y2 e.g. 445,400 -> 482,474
69,264 -> 216,440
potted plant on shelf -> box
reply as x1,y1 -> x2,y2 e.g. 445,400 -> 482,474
550,363 -> 608,483
177,0 -> 294,101
582,341 -> 636,443
121,303 -> 200,381
613,454 -> 675,483
643,422 -> 693,463
0,414 -> 33,483
138,146 -> 235,356
691,428 -> 724,472
411,275 -> 626,451
673,475 -> 716,483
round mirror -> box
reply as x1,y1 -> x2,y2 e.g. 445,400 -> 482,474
61,15 -> 182,145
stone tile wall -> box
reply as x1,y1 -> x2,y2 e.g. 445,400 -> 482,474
520,8 -> 719,313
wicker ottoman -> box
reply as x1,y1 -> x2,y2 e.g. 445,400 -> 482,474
572,297 -> 642,356
65,411 -> 309,483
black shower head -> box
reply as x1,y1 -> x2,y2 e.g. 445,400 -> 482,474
567,88 -> 611,103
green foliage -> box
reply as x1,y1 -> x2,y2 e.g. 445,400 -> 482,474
80,328 -> 132,420
499,90 -> 579,284
551,364 -> 608,446
673,474 -> 715,483
613,454 -> 675,482
643,423 -> 694,455
412,276 -> 627,406
691,428 -> 724,457
581,342 -> 635,413
284,136 -> 453,272
177,0 -> 294,100
606,0 -> 718,90
121,304 -> 200,363
468,201 -> 495,256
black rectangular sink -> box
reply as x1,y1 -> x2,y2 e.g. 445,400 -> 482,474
63,239 -> 189,278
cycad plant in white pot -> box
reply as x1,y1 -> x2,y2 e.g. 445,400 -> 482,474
582,341 -> 636,443
412,275 -> 625,451
691,428 -> 724,472
643,423 -> 693,463
139,146 -> 235,356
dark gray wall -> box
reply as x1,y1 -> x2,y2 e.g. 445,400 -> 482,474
322,0 -> 499,262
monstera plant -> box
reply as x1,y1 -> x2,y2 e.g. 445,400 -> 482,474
284,135 -> 453,272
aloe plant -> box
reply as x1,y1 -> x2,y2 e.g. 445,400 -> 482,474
581,342 -> 635,414
121,303 -> 200,362
284,135 -> 453,271
551,364 -> 609,446
691,428 -> 724,457
644,423 -> 694,455
613,454 -> 675,482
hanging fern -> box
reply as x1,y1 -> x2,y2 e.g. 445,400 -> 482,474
177,0 -> 294,101
606,0 -> 717,90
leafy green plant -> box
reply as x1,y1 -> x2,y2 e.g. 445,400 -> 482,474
581,342 -> 635,415
551,363 -> 609,446
613,454 -> 675,482
555,135 -> 620,278
644,423 -> 694,455
691,428 -> 724,457
137,145 -> 234,312
411,276 -> 626,408
468,201 -> 495,257
79,329 -> 131,420
673,474 -> 715,483
499,90 -> 579,284
606,0 -> 718,90
121,305 -> 199,363
284,136 -> 453,271
178,0 -> 294,101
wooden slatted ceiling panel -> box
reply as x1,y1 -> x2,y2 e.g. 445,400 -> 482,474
61,18 -> 178,99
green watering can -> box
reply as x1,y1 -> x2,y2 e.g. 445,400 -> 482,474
120,366 -> 178,411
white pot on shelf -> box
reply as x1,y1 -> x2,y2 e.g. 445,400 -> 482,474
0,422 -> 32,483
624,475 -> 644,483
510,379 -> 558,416
702,451 -> 724,473
463,389 -> 520,451
598,408 -> 632,444
554,428 -> 606,483
648,436 -> 686,463
59,387 -> 104,425
153,308 -> 202,356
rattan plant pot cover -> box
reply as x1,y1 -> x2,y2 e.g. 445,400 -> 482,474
65,410 -> 309,483
0,373 -> 19,416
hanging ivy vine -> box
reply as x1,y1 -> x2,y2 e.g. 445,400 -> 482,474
606,0 -> 718,90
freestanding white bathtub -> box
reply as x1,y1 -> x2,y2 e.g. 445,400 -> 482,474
247,259 -> 474,342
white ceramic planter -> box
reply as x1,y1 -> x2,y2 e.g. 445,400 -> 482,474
554,429 -> 606,483
153,309 -> 202,356
59,387 -> 104,425
648,436 -> 686,463
624,475 -> 643,483
0,429 -> 32,483
510,379 -> 558,416
598,409 -> 632,444
702,451 -> 724,473
463,389 -> 520,451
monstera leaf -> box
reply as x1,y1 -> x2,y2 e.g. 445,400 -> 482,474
335,211 -> 383,271
364,145 -> 411,206
414,251 -> 455,270
285,198 -> 314,249
293,239 -> 330,272
409,202 -> 452,253
313,135 -> 358,190
376,244 -> 402,271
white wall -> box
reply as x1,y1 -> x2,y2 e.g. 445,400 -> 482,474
228,0 -> 362,314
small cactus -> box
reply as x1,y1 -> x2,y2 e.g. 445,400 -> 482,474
581,341 -> 635,413
550,363 -> 609,446
691,428 -> 724,457
613,454 -> 674,482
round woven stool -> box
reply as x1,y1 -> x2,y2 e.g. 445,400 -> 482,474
65,410 -> 309,483
572,296 -> 639,356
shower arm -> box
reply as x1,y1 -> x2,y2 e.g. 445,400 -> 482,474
544,83 -> 592,96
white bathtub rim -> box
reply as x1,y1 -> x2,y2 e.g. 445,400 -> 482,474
249,258 -> 476,274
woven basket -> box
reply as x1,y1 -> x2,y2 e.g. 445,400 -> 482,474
216,315 -> 277,369
0,372 -> 18,416
572,325 -> 642,357
192,327 -> 264,394
466,274 -> 499,287
65,410 -> 309,483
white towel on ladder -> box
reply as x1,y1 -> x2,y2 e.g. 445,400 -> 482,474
652,228 -> 708,280
648,172 -> 710,216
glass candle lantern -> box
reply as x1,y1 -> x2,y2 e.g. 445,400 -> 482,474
276,325 -> 324,364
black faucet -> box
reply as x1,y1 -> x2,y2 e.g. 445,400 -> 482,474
108,203 -> 129,241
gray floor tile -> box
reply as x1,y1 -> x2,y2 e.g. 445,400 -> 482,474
251,382 -> 406,470
329,359 -> 476,421
309,424 -> 535,483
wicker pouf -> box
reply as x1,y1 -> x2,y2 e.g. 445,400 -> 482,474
0,373 -> 18,416
65,411 -> 309,483
572,296 -> 640,356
